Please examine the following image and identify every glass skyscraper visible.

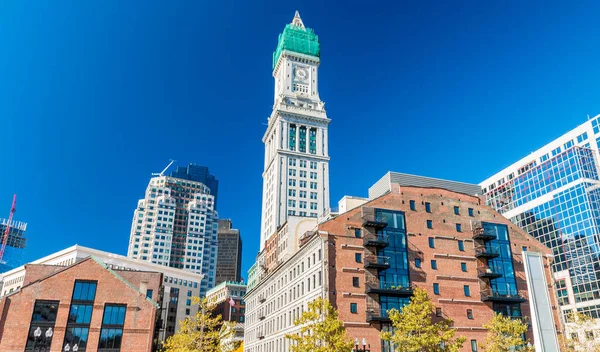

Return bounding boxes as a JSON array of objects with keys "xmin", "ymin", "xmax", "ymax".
[{"xmin": 480, "ymin": 115, "xmax": 600, "ymax": 322}]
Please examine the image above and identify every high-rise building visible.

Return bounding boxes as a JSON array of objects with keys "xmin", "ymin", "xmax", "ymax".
[
  {"xmin": 259, "ymin": 11, "xmax": 330, "ymax": 250},
  {"xmin": 480, "ymin": 115, "xmax": 600, "ymax": 329},
  {"xmin": 216, "ymin": 219, "xmax": 242, "ymax": 284},
  {"xmin": 0, "ymin": 219, "xmax": 27, "ymax": 273},
  {"xmin": 170, "ymin": 163, "xmax": 219, "ymax": 209},
  {"xmin": 245, "ymin": 173, "xmax": 561, "ymax": 352},
  {"xmin": 127, "ymin": 174, "xmax": 218, "ymax": 296}
]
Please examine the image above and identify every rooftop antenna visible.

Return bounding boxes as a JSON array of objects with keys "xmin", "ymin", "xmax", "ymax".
[
  {"xmin": 152, "ymin": 159, "xmax": 176, "ymax": 177},
  {"xmin": 0, "ymin": 194, "xmax": 17, "ymax": 264}
]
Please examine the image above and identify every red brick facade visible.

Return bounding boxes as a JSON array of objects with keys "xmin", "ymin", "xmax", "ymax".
[
  {"xmin": 0, "ymin": 257, "xmax": 161, "ymax": 352},
  {"xmin": 319, "ymin": 185, "xmax": 560, "ymax": 352}
]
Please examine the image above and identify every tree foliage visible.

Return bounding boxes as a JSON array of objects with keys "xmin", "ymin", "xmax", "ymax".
[
  {"xmin": 285, "ymin": 297, "xmax": 354, "ymax": 352},
  {"xmin": 162, "ymin": 297, "xmax": 232, "ymax": 352},
  {"xmin": 232, "ymin": 342, "xmax": 244, "ymax": 352},
  {"xmin": 381, "ymin": 287, "xmax": 466, "ymax": 352},
  {"xmin": 559, "ymin": 311, "xmax": 600, "ymax": 352},
  {"xmin": 482, "ymin": 312, "xmax": 533, "ymax": 352}
]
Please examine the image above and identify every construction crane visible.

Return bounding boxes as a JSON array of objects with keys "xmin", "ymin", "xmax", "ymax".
[
  {"xmin": 152, "ymin": 159, "xmax": 176, "ymax": 177},
  {"xmin": 0, "ymin": 195, "xmax": 17, "ymax": 263}
]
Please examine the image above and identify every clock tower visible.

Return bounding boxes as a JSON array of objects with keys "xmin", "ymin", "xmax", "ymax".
[{"xmin": 259, "ymin": 11, "xmax": 331, "ymax": 249}]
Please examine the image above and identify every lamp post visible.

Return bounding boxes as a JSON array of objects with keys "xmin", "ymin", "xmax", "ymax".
[
  {"xmin": 33, "ymin": 327, "xmax": 53, "ymax": 352},
  {"xmin": 353, "ymin": 338, "xmax": 370, "ymax": 352}
]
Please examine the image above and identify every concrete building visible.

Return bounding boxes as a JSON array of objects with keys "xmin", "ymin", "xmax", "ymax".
[
  {"xmin": 259, "ymin": 11, "xmax": 331, "ymax": 250},
  {"xmin": 0, "ymin": 256, "xmax": 160, "ymax": 352},
  {"xmin": 127, "ymin": 173, "xmax": 218, "ymax": 296},
  {"xmin": 245, "ymin": 174, "xmax": 561, "ymax": 352},
  {"xmin": 480, "ymin": 114, "xmax": 600, "ymax": 340},
  {"xmin": 0, "ymin": 245, "xmax": 203, "ymax": 342},
  {"xmin": 216, "ymin": 220, "xmax": 242, "ymax": 284},
  {"xmin": 206, "ymin": 280, "xmax": 247, "ymax": 323}
]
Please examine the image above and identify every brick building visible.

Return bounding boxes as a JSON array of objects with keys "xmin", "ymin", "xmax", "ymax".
[
  {"xmin": 206, "ymin": 280, "xmax": 247, "ymax": 323},
  {"xmin": 245, "ymin": 175, "xmax": 561, "ymax": 352},
  {"xmin": 0, "ymin": 256, "xmax": 161, "ymax": 352},
  {"xmin": 320, "ymin": 183, "xmax": 561, "ymax": 351}
]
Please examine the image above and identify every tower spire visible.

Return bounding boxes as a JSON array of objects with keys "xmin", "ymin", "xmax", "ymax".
[{"xmin": 291, "ymin": 10, "xmax": 305, "ymax": 29}]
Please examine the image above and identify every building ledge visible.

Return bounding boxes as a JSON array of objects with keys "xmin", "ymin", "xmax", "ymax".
[
  {"xmin": 438, "ymin": 298, "xmax": 485, "ymax": 304},
  {"xmin": 341, "ymin": 244, "xmax": 364, "ymax": 250},
  {"xmin": 341, "ymin": 267, "xmax": 365, "ymax": 273},
  {"xmin": 343, "ymin": 322, "xmax": 370, "ymax": 327},
  {"xmin": 341, "ymin": 292, "xmax": 367, "ymax": 297},
  {"xmin": 455, "ymin": 326, "xmax": 487, "ymax": 331},
  {"xmin": 434, "ymin": 253, "xmax": 476, "ymax": 261},
  {"xmin": 435, "ymin": 275, "xmax": 479, "ymax": 282}
]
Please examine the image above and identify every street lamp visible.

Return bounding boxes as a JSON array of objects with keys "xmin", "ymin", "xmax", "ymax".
[
  {"xmin": 33, "ymin": 327, "xmax": 53, "ymax": 351},
  {"xmin": 354, "ymin": 338, "xmax": 370, "ymax": 352}
]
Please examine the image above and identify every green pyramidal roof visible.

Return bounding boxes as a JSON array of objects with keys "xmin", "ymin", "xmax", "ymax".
[{"xmin": 273, "ymin": 11, "xmax": 320, "ymax": 69}]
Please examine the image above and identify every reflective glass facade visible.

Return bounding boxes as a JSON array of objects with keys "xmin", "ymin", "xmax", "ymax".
[{"xmin": 484, "ymin": 143, "xmax": 600, "ymax": 320}]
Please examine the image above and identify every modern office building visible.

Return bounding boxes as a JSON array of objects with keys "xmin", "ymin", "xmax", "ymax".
[
  {"xmin": 258, "ymin": 10, "xmax": 331, "ymax": 251},
  {"xmin": 480, "ymin": 115, "xmax": 600, "ymax": 331},
  {"xmin": 170, "ymin": 163, "xmax": 219, "ymax": 209},
  {"xmin": 127, "ymin": 173, "xmax": 219, "ymax": 296},
  {"xmin": 206, "ymin": 280, "xmax": 247, "ymax": 323},
  {"xmin": 0, "ymin": 256, "xmax": 161, "ymax": 352},
  {"xmin": 216, "ymin": 219, "xmax": 242, "ymax": 284},
  {"xmin": 0, "ymin": 245, "xmax": 204, "ymax": 342},
  {"xmin": 245, "ymin": 174, "xmax": 561, "ymax": 352},
  {"xmin": 0, "ymin": 218, "xmax": 27, "ymax": 273}
]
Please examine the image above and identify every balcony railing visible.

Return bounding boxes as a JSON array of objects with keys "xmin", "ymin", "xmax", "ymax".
[
  {"xmin": 259, "ymin": 296, "xmax": 266, "ymax": 303},
  {"xmin": 475, "ymin": 246, "xmax": 501, "ymax": 259},
  {"xmin": 362, "ymin": 207, "xmax": 388, "ymax": 229},
  {"xmin": 477, "ymin": 267, "xmax": 503, "ymax": 279},
  {"xmin": 366, "ymin": 281, "xmax": 413, "ymax": 296},
  {"xmin": 363, "ymin": 234, "xmax": 390, "ymax": 248},
  {"xmin": 472, "ymin": 227, "xmax": 496, "ymax": 241},
  {"xmin": 481, "ymin": 290, "xmax": 526, "ymax": 303},
  {"xmin": 259, "ymin": 314, "xmax": 265, "ymax": 320},
  {"xmin": 366, "ymin": 308, "xmax": 391, "ymax": 323},
  {"xmin": 364, "ymin": 256, "xmax": 391, "ymax": 270}
]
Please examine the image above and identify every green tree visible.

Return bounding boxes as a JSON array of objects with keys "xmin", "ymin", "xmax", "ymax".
[
  {"xmin": 482, "ymin": 312, "xmax": 533, "ymax": 352},
  {"xmin": 559, "ymin": 311, "xmax": 600, "ymax": 352},
  {"xmin": 381, "ymin": 287, "xmax": 466, "ymax": 352},
  {"xmin": 162, "ymin": 297, "xmax": 233, "ymax": 352},
  {"xmin": 285, "ymin": 297, "xmax": 354, "ymax": 352}
]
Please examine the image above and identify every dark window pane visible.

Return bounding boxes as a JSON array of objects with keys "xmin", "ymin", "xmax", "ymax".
[{"xmin": 32, "ymin": 301, "xmax": 59, "ymax": 322}]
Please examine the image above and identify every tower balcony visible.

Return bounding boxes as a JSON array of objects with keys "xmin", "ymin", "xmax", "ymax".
[
  {"xmin": 475, "ymin": 246, "xmax": 501, "ymax": 259},
  {"xmin": 364, "ymin": 256, "xmax": 391, "ymax": 270},
  {"xmin": 478, "ymin": 268, "xmax": 503, "ymax": 279},
  {"xmin": 481, "ymin": 290, "xmax": 526, "ymax": 303},
  {"xmin": 366, "ymin": 281, "xmax": 413, "ymax": 296},
  {"xmin": 361, "ymin": 207, "xmax": 388, "ymax": 229},
  {"xmin": 363, "ymin": 234, "xmax": 390, "ymax": 248}
]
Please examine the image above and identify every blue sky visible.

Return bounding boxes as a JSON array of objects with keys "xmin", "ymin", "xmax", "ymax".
[{"xmin": 2, "ymin": 1, "xmax": 600, "ymax": 278}]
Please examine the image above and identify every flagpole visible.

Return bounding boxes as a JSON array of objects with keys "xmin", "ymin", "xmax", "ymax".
[{"xmin": 229, "ymin": 297, "xmax": 233, "ymax": 321}]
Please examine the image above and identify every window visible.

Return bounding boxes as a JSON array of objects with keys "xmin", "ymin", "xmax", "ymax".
[
  {"xmin": 352, "ymin": 277, "xmax": 359, "ymax": 287},
  {"xmin": 436, "ymin": 308, "xmax": 442, "ymax": 317},
  {"xmin": 586, "ymin": 331, "xmax": 595, "ymax": 340},
  {"xmin": 354, "ymin": 228, "xmax": 361, "ymax": 238},
  {"xmin": 467, "ymin": 309, "xmax": 473, "ymax": 319},
  {"xmin": 461, "ymin": 262, "xmax": 467, "ymax": 272},
  {"xmin": 415, "ymin": 258, "xmax": 421, "ymax": 268},
  {"xmin": 428, "ymin": 237, "xmax": 435, "ymax": 248},
  {"xmin": 468, "ymin": 208, "xmax": 474, "ymax": 217},
  {"xmin": 427, "ymin": 220, "xmax": 433, "ymax": 229},
  {"xmin": 522, "ymin": 246, "xmax": 527, "ymax": 252},
  {"xmin": 350, "ymin": 303, "xmax": 358, "ymax": 314},
  {"xmin": 410, "ymin": 200, "xmax": 416, "ymax": 211},
  {"xmin": 464, "ymin": 285, "xmax": 471, "ymax": 297},
  {"xmin": 26, "ymin": 300, "xmax": 59, "ymax": 350},
  {"xmin": 578, "ymin": 132, "xmax": 589, "ymax": 143},
  {"xmin": 431, "ymin": 260, "xmax": 438, "ymax": 270},
  {"xmin": 433, "ymin": 283, "xmax": 440, "ymax": 295},
  {"xmin": 456, "ymin": 223, "xmax": 462, "ymax": 232},
  {"xmin": 64, "ymin": 281, "xmax": 97, "ymax": 351},
  {"xmin": 425, "ymin": 202, "xmax": 431, "ymax": 212},
  {"xmin": 99, "ymin": 305, "xmax": 126, "ymax": 351},
  {"xmin": 454, "ymin": 206, "xmax": 460, "ymax": 215},
  {"xmin": 146, "ymin": 289, "xmax": 153, "ymax": 299},
  {"xmin": 355, "ymin": 253, "xmax": 362, "ymax": 263},
  {"xmin": 471, "ymin": 340, "xmax": 478, "ymax": 352},
  {"xmin": 458, "ymin": 240, "xmax": 465, "ymax": 251}
]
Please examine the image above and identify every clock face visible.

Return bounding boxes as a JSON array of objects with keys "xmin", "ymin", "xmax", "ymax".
[{"xmin": 295, "ymin": 67, "xmax": 308, "ymax": 80}]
